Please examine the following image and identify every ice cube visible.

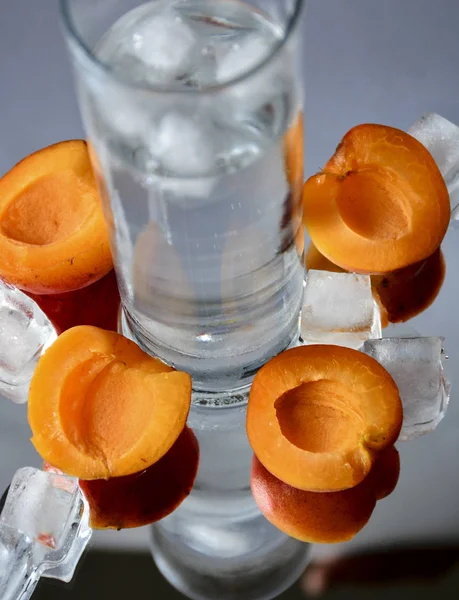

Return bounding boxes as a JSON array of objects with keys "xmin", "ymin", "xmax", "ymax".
[
  {"xmin": 0, "ymin": 468, "xmax": 80, "ymax": 551},
  {"xmin": 217, "ymin": 35, "xmax": 274, "ymax": 83},
  {"xmin": 301, "ymin": 270, "xmax": 382, "ymax": 350},
  {"xmin": 409, "ymin": 113, "xmax": 459, "ymax": 184},
  {"xmin": 0, "ymin": 280, "xmax": 57, "ymax": 403},
  {"xmin": 0, "ymin": 468, "xmax": 92, "ymax": 594},
  {"xmin": 363, "ymin": 337, "xmax": 450, "ymax": 441},
  {"xmin": 131, "ymin": 10, "xmax": 196, "ymax": 78},
  {"xmin": 450, "ymin": 186, "xmax": 459, "ymax": 219},
  {"xmin": 41, "ymin": 493, "xmax": 92, "ymax": 583},
  {"xmin": 100, "ymin": 92, "xmax": 150, "ymax": 138},
  {"xmin": 0, "ymin": 525, "xmax": 35, "ymax": 600},
  {"xmin": 409, "ymin": 113, "xmax": 459, "ymax": 212},
  {"xmin": 153, "ymin": 112, "xmax": 214, "ymax": 176},
  {"xmin": 147, "ymin": 175, "xmax": 217, "ymax": 212},
  {"xmin": 216, "ymin": 35, "xmax": 297, "ymax": 140}
]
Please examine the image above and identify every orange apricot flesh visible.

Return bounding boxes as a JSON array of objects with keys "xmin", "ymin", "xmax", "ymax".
[
  {"xmin": 303, "ymin": 125, "xmax": 450, "ymax": 274},
  {"xmin": 247, "ymin": 345, "xmax": 402, "ymax": 492},
  {"xmin": 28, "ymin": 326, "xmax": 191, "ymax": 480},
  {"xmin": 79, "ymin": 426, "xmax": 199, "ymax": 530},
  {"xmin": 251, "ymin": 446, "xmax": 400, "ymax": 544},
  {"xmin": 0, "ymin": 141, "xmax": 112, "ymax": 294}
]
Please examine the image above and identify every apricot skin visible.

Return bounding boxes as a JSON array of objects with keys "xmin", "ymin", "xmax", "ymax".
[
  {"xmin": 251, "ymin": 446, "xmax": 400, "ymax": 544},
  {"xmin": 372, "ymin": 249, "xmax": 446, "ymax": 325},
  {"xmin": 251, "ymin": 456, "xmax": 375, "ymax": 543},
  {"xmin": 367, "ymin": 445, "xmax": 400, "ymax": 501},
  {"xmin": 247, "ymin": 345, "xmax": 402, "ymax": 493},
  {"xmin": 0, "ymin": 140, "xmax": 112, "ymax": 294},
  {"xmin": 303, "ymin": 125, "xmax": 450, "ymax": 274},
  {"xmin": 80, "ymin": 426, "xmax": 199, "ymax": 530},
  {"xmin": 28, "ymin": 269, "xmax": 120, "ymax": 334}
]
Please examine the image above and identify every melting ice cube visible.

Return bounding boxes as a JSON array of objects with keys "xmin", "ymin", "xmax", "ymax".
[
  {"xmin": 153, "ymin": 112, "xmax": 215, "ymax": 176},
  {"xmin": 148, "ymin": 175, "xmax": 217, "ymax": 210},
  {"xmin": 409, "ymin": 113, "xmax": 459, "ymax": 187},
  {"xmin": 363, "ymin": 337, "xmax": 450, "ymax": 441},
  {"xmin": 0, "ymin": 280, "xmax": 57, "ymax": 403},
  {"xmin": 96, "ymin": 4, "xmax": 197, "ymax": 84},
  {"xmin": 0, "ymin": 468, "xmax": 92, "ymax": 599},
  {"xmin": 131, "ymin": 9, "xmax": 197, "ymax": 78},
  {"xmin": 409, "ymin": 113, "xmax": 459, "ymax": 214},
  {"xmin": 0, "ymin": 525, "xmax": 34, "ymax": 600},
  {"xmin": 301, "ymin": 270, "xmax": 382, "ymax": 350},
  {"xmin": 0, "ymin": 468, "xmax": 79, "ymax": 551}
]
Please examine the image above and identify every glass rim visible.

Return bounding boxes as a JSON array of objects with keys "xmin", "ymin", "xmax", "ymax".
[{"xmin": 59, "ymin": 0, "xmax": 305, "ymax": 94}]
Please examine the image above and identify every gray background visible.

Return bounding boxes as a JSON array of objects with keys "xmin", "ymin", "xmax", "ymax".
[{"xmin": 1, "ymin": 0, "xmax": 459, "ymax": 562}]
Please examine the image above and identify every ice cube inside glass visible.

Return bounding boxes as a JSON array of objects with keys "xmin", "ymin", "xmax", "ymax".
[
  {"xmin": 301, "ymin": 270, "xmax": 382, "ymax": 349},
  {"xmin": 363, "ymin": 337, "xmax": 450, "ymax": 440}
]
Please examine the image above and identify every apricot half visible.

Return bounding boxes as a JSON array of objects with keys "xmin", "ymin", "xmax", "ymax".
[
  {"xmin": 303, "ymin": 125, "xmax": 450, "ymax": 273},
  {"xmin": 0, "ymin": 141, "xmax": 112, "ymax": 293},
  {"xmin": 247, "ymin": 345, "xmax": 402, "ymax": 492},
  {"xmin": 251, "ymin": 446, "xmax": 400, "ymax": 544},
  {"xmin": 28, "ymin": 326, "xmax": 191, "ymax": 480},
  {"xmin": 80, "ymin": 426, "xmax": 199, "ymax": 530}
]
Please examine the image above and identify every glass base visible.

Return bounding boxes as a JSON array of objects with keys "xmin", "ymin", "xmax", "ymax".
[
  {"xmin": 120, "ymin": 309, "xmax": 309, "ymax": 599},
  {"xmin": 149, "ymin": 389, "xmax": 310, "ymax": 600},
  {"xmin": 151, "ymin": 517, "xmax": 310, "ymax": 600}
]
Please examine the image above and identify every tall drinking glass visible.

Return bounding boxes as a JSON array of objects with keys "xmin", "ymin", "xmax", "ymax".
[{"xmin": 61, "ymin": 1, "xmax": 309, "ymax": 598}]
